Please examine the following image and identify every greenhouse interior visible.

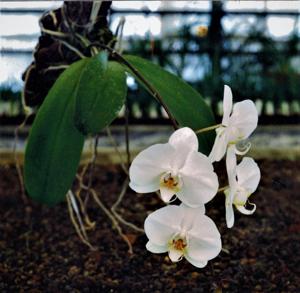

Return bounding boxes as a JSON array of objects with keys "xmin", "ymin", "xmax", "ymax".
[{"xmin": 0, "ymin": 1, "xmax": 299, "ymax": 292}]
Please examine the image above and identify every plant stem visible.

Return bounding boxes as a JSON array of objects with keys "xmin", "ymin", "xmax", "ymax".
[
  {"xmin": 195, "ymin": 123, "xmax": 222, "ymax": 134},
  {"xmin": 106, "ymin": 127, "xmax": 128, "ymax": 175},
  {"xmin": 84, "ymin": 135, "xmax": 99, "ymax": 208},
  {"xmin": 125, "ymin": 98, "xmax": 131, "ymax": 169},
  {"xmin": 111, "ymin": 178, "xmax": 144, "ymax": 233},
  {"xmin": 14, "ymin": 114, "xmax": 33, "ymax": 204},
  {"xmin": 93, "ymin": 43, "xmax": 179, "ymax": 130},
  {"xmin": 218, "ymin": 186, "xmax": 228, "ymax": 193},
  {"xmin": 67, "ymin": 190, "xmax": 96, "ymax": 251}
]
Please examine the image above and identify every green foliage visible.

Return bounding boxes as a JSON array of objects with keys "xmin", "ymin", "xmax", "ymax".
[
  {"xmin": 75, "ymin": 52, "xmax": 127, "ymax": 135},
  {"xmin": 123, "ymin": 55, "xmax": 215, "ymax": 155},
  {"xmin": 25, "ymin": 51, "xmax": 129, "ymax": 205},
  {"xmin": 24, "ymin": 52, "xmax": 218, "ymax": 206},
  {"xmin": 24, "ymin": 59, "xmax": 88, "ymax": 205}
]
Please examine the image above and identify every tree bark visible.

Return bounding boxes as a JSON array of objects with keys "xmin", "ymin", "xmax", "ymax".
[{"xmin": 22, "ymin": 1, "xmax": 113, "ymax": 107}]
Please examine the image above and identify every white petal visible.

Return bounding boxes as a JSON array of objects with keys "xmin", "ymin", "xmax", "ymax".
[
  {"xmin": 188, "ymin": 213, "xmax": 222, "ymax": 243},
  {"xmin": 144, "ymin": 205, "xmax": 183, "ymax": 247},
  {"xmin": 222, "ymin": 85, "xmax": 233, "ymax": 126},
  {"xmin": 168, "ymin": 127, "xmax": 199, "ymax": 169},
  {"xmin": 179, "ymin": 204, "xmax": 206, "ymax": 231},
  {"xmin": 176, "ymin": 152, "xmax": 219, "ymax": 207},
  {"xmin": 160, "ymin": 186, "xmax": 176, "ymax": 203},
  {"xmin": 225, "ymin": 146, "xmax": 237, "ymax": 228},
  {"xmin": 185, "ymin": 255, "xmax": 208, "ymax": 268},
  {"xmin": 186, "ymin": 214, "xmax": 222, "ymax": 261},
  {"xmin": 146, "ymin": 241, "xmax": 168, "ymax": 253},
  {"xmin": 177, "ymin": 175, "xmax": 218, "ymax": 208},
  {"xmin": 229, "ymin": 100, "xmax": 258, "ymax": 139},
  {"xmin": 168, "ymin": 127, "xmax": 198, "ymax": 152},
  {"xmin": 237, "ymin": 157, "xmax": 261, "ymax": 193},
  {"xmin": 182, "ymin": 149, "xmax": 214, "ymax": 173},
  {"xmin": 129, "ymin": 143, "xmax": 174, "ymax": 192},
  {"xmin": 225, "ymin": 190, "xmax": 235, "ymax": 228},
  {"xmin": 209, "ymin": 128, "xmax": 228, "ymax": 162},
  {"xmin": 226, "ymin": 145, "xmax": 237, "ymax": 189},
  {"xmin": 236, "ymin": 203, "xmax": 256, "ymax": 215},
  {"xmin": 169, "ymin": 248, "xmax": 183, "ymax": 262},
  {"xmin": 177, "ymin": 151, "xmax": 218, "ymax": 206},
  {"xmin": 129, "ymin": 182, "xmax": 159, "ymax": 193}
]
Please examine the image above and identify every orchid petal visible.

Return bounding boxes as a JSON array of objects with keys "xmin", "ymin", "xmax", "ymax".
[
  {"xmin": 129, "ymin": 143, "xmax": 174, "ymax": 192},
  {"xmin": 225, "ymin": 190, "xmax": 235, "ymax": 228},
  {"xmin": 168, "ymin": 127, "xmax": 198, "ymax": 169},
  {"xmin": 184, "ymin": 255, "xmax": 208, "ymax": 268},
  {"xmin": 146, "ymin": 241, "xmax": 168, "ymax": 254},
  {"xmin": 168, "ymin": 127, "xmax": 198, "ymax": 152},
  {"xmin": 144, "ymin": 205, "xmax": 182, "ymax": 246},
  {"xmin": 187, "ymin": 239, "xmax": 221, "ymax": 263},
  {"xmin": 225, "ymin": 146, "xmax": 237, "ymax": 228},
  {"xmin": 179, "ymin": 204, "xmax": 205, "ymax": 231},
  {"xmin": 237, "ymin": 157, "xmax": 261, "ymax": 193},
  {"xmin": 160, "ymin": 186, "xmax": 176, "ymax": 203},
  {"xmin": 183, "ymin": 149, "xmax": 215, "ymax": 173},
  {"xmin": 187, "ymin": 214, "xmax": 222, "ymax": 261},
  {"xmin": 226, "ymin": 145, "xmax": 237, "ymax": 189},
  {"xmin": 177, "ymin": 151, "xmax": 218, "ymax": 206},
  {"xmin": 169, "ymin": 248, "xmax": 184, "ymax": 262},
  {"xmin": 129, "ymin": 181, "xmax": 159, "ymax": 193},
  {"xmin": 177, "ymin": 174, "xmax": 218, "ymax": 207},
  {"xmin": 236, "ymin": 203, "xmax": 256, "ymax": 215},
  {"xmin": 209, "ymin": 128, "xmax": 228, "ymax": 162},
  {"xmin": 229, "ymin": 100, "xmax": 258, "ymax": 139},
  {"xmin": 222, "ymin": 85, "xmax": 233, "ymax": 126}
]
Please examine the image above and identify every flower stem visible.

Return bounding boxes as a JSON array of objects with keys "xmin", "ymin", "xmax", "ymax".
[
  {"xmin": 125, "ymin": 98, "xmax": 130, "ymax": 169},
  {"xmin": 88, "ymin": 42, "xmax": 179, "ymax": 130},
  {"xmin": 218, "ymin": 186, "xmax": 228, "ymax": 193},
  {"xmin": 195, "ymin": 124, "xmax": 222, "ymax": 134}
]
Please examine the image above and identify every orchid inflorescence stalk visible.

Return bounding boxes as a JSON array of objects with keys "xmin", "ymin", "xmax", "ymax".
[{"xmin": 129, "ymin": 85, "xmax": 260, "ymax": 268}]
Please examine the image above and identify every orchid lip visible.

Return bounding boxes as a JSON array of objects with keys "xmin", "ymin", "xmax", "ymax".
[
  {"xmin": 233, "ymin": 187, "xmax": 249, "ymax": 206},
  {"xmin": 235, "ymin": 141, "xmax": 251, "ymax": 155}
]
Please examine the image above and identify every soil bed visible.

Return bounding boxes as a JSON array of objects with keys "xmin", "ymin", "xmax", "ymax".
[{"xmin": 0, "ymin": 160, "xmax": 299, "ymax": 292}]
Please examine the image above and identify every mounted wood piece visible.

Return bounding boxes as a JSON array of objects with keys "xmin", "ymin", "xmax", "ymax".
[{"xmin": 22, "ymin": 1, "xmax": 113, "ymax": 107}]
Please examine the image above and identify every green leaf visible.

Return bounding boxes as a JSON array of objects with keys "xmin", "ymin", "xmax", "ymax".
[
  {"xmin": 75, "ymin": 52, "xmax": 127, "ymax": 135},
  {"xmin": 123, "ymin": 55, "xmax": 216, "ymax": 155},
  {"xmin": 24, "ymin": 59, "xmax": 88, "ymax": 206}
]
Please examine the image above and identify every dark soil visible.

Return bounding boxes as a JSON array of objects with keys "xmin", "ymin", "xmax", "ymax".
[{"xmin": 0, "ymin": 160, "xmax": 299, "ymax": 292}]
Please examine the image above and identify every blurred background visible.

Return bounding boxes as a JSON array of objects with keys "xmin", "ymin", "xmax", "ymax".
[
  {"xmin": 1, "ymin": 0, "xmax": 300, "ymax": 124},
  {"xmin": 0, "ymin": 3, "xmax": 300, "ymax": 291}
]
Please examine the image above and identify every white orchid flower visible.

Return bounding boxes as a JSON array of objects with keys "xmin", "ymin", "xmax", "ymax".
[
  {"xmin": 225, "ymin": 148, "xmax": 261, "ymax": 228},
  {"xmin": 144, "ymin": 204, "xmax": 222, "ymax": 268},
  {"xmin": 209, "ymin": 85, "xmax": 258, "ymax": 162},
  {"xmin": 129, "ymin": 127, "xmax": 219, "ymax": 208}
]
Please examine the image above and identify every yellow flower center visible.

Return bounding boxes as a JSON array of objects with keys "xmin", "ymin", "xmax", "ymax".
[
  {"xmin": 160, "ymin": 173, "xmax": 180, "ymax": 192},
  {"xmin": 172, "ymin": 238, "xmax": 187, "ymax": 251}
]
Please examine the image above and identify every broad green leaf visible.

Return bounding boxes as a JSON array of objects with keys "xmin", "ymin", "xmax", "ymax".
[
  {"xmin": 123, "ymin": 55, "xmax": 216, "ymax": 155},
  {"xmin": 24, "ymin": 59, "xmax": 88, "ymax": 206},
  {"xmin": 75, "ymin": 52, "xmax": 127, "ymax": 135}
]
